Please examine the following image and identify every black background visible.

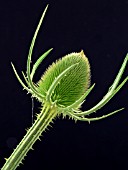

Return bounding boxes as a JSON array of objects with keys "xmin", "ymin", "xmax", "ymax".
[{"xmin": 0, "ymin": 0, "xmax": 128, "ymax": 169}]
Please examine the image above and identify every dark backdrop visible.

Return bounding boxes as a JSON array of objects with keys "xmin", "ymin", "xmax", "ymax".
[{"xmin": 0, "ymin": 0, "xmax": 128, "ymax": 169}]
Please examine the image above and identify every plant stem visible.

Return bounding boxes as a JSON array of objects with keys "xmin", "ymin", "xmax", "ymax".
[{"xmin": 1, "ymin": 103, "xmax": 57, "ymax": 170}]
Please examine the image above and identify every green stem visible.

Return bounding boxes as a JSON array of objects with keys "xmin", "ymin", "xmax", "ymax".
[{"xmin": 1, "ymin": 103, "xmax": 58, "ymax": 170}]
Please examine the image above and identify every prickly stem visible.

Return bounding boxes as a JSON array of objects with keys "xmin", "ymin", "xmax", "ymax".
[{"xmin": 2, "ymin": 103, "xmax": 58, "ymax": 170}]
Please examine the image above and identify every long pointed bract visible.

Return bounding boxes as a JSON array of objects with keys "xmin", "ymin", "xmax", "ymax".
[
  {"xmin": 73, "ymin": 77, "xmax": 128, "ymax": 116},
  {"xmin": 72, "ymin": 55, "xmax": 128, "ymax": 116},
  {"xmin": 108, "ymin": 54, "xmax": 128, "ymax": 92},
  {"xmin": 31, "ymin": 48, "xmax": 53, "ymax": 80},
  {"xmin": 11, "ymin": 63, "xmax": 32, "ymax": 93},
  {"xmin": 27, "ymin": 5, "xmax": 49, "ymax": 95},
  {"xmin": 68, "ymin": 108, "xmax": 124, "ymax": 122}
]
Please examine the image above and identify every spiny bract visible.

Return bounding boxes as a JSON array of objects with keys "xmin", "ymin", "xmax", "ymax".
[{"xmin": 37, "ymin": 50, "xmax": 91, "ymax": 107}]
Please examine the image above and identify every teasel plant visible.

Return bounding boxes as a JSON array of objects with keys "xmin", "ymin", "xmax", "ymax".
[{"xmin": 1, "ymin": 5, "xmax": 128, "ymax": 170}]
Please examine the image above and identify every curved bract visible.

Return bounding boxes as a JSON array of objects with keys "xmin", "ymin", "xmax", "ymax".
[{"xmin": 2, "ymin": 5, "xmax": 128, "ymax": 170}]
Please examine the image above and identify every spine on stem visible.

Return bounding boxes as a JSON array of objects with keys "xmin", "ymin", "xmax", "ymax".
[{"xmin": 2, "ymin": 103, "xmax": 58, "ymax": 170}]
